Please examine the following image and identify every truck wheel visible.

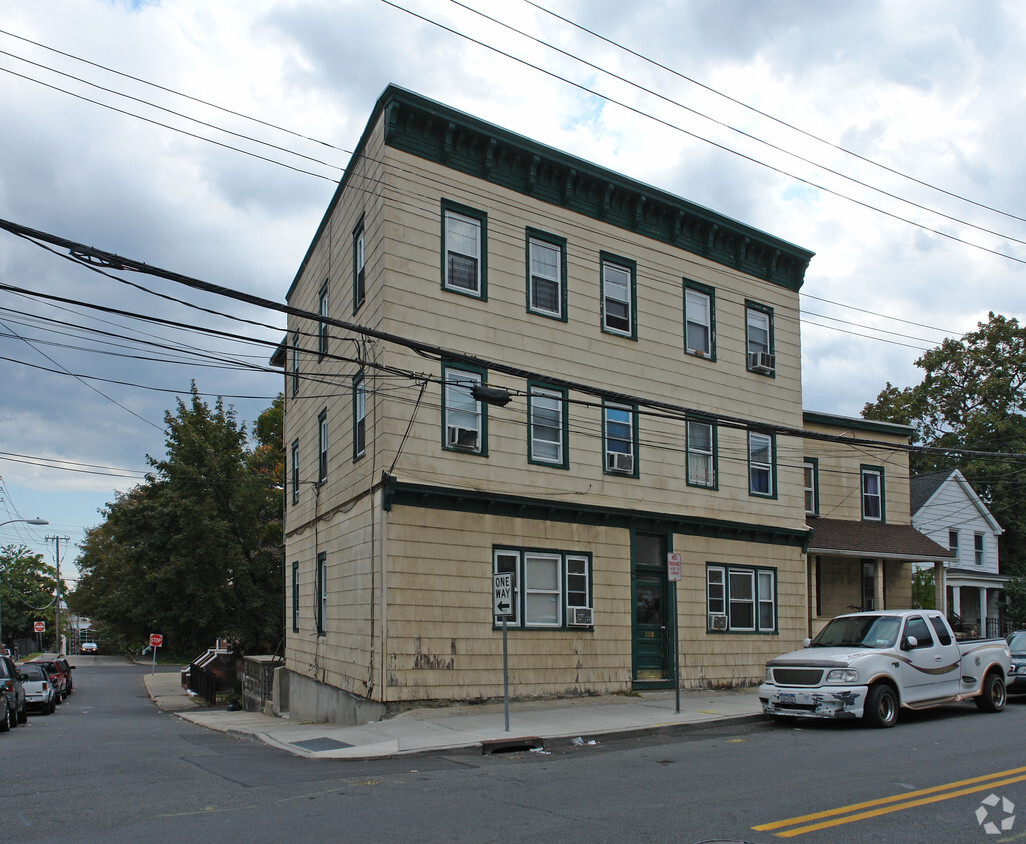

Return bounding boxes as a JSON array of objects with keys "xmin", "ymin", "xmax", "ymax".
[
  {"xmin": 975, "ymin": 672, "xmax": 1007, "ymax": 713},
  {"xmin": 864, "ymin": 684, "xmax": 898, "ymax": 728}
]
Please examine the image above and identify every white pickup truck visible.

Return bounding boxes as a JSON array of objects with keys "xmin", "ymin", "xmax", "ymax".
[{"xmin": 759, "ymin": 609, "xmax": 1011, "ymax": 727}]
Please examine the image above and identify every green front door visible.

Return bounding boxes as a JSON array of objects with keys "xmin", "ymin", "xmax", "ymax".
[{"xmin": 632, "ymin": 532, "xmax": 672, "ymax": 685}]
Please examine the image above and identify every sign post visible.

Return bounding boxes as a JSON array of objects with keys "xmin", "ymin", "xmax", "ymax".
[
  {"xmin": 667, "ymin": 553, "xmax": 683, "ymax": 715},
  {"xmin": 149, "ymin": 633, "xmax": 163, "ymax": 675},
  {"xmin": 34, "ymin": 620, "xmax": 44, "ymax": 654},
  {"xmin": 493, "ymin": 572, "xmax": 513, "ymax": 732}
]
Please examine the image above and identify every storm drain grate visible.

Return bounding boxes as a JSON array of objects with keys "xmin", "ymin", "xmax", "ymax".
[
  {"xmin": 291, "ymin": 737, "xmax": 353, "ymax": 752},
  {"xmin": 481, "ymin": 737, "xmax": 544, "ymax": 755}
]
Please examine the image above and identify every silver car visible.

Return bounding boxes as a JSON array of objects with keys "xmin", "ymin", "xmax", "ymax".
[{"xmin": 18, "ymin": 663, "xmax": 56, "ymax": 714}]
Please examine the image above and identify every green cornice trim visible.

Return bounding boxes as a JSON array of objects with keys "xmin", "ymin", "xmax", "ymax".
[
  {"xmin": 381, "ymin": 478, "xmax": 809, "ymax": 548},
  {"xmin": 379, "ymin": 86, "xmax": 813, "ymax": 291},
  {"xmin": 803, "ymin": 411, "xmax": 913, "ymax": 438}
]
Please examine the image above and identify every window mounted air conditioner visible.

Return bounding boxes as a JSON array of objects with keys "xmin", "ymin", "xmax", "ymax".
[
  {"xmin": 568, "ymin": 607, "xmax": 593, "ymax": 627},
  {"xmin": 709, "ymin": 614, "xmax": 728, "ymax": 631},
  {"xmin": 606, "ymin": 452, "xmax": 634, "ymax": 474},
  {"xmin": 448, "ymin": 426, "xmax": 479, "ymax": 449},
  {"xmin": 749, "ymin": 352, "xmax": 775, "ymax": 373}
]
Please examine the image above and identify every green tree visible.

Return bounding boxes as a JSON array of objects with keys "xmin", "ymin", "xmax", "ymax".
[
  {"xmin": 0, "ymin": 545, "xmax": 59, "ymax": 646},
  {"xmin": 911, "ymin": 568, "xmax": 935, "ymax": 610},
  {"xmin": 71, "ymin": 387, "xmax": 283, "ymax": 656}
]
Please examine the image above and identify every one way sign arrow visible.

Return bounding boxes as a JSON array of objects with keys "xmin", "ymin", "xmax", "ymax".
[{"xmin": 493, "ymin": 572, "xmax": 513, "ymax": 618}]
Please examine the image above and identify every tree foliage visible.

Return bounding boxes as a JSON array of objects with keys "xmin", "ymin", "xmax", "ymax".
[
  {"xmin": 0, "ymin": 545, "xmax": 59, "ymax": 647},
  {"xmin": 911, "ymin": 568, "xmax": 935, "ymax": 610},
  {"xmin": 70, "ymin": 387, "xmax": 283, "ymax": 656},
  {"xmin": 863, "ymin": 313, "xmax": 1026, "ymax": 574}
]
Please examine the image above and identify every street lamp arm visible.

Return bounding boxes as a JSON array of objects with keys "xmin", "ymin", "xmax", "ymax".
[{"xmin": 0, "ymin": 518, "xmax": 49, "ymax": 528}]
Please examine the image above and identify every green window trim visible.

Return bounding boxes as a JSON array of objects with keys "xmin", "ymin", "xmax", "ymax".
[
  {"xmin": 527, "ymin": 380, "xmax": 569, "ymax": 469},
  {"xmin": 599, "ymin": 251, "xmax": 638, "ymax": 340},
  {"xmin": 317, "ymin": 408, "xmax": 328, "ymax": 484},
  {"xmin": 353, "ymin": 215, "xmax": 366, "ymax": 313},
  {"xmin": 290, "ymin": 439, "xmax": 299, "ymax": 505},
  {"xmin": 861, "ymin": 464, "xmax": 885, "ymax": 523},
  {"xmin": 291, "ymin": 561, "xmax": 299, "ymax": 632},
  {"xmin": 602, "ymin": 398, "xmax": 639, "ymax": 478},
  {"xmin": 745, "ymin": 299, "xmax": 774, "ymax": 376},
  {"xmin": 525, "ymin": 228, "xmax": 568, "ymax": 321},
  {"xmin": 290, "ymin": 331, "xmax": 300, "ymax": 396},
  {"xmin": 706, "ymin": 563, "xmax": 777, "ymax": 633},
  {"xmin": 316, "ymin": 552, "xmax": 327, "ymax": 637},
  {"xmin": 492, "ymin": 546, "xmax": 593, "ymax": 630},
  {"xmin": 747, "ymin": 430, "xmax": 777, "ymax": 499},
  {"xmin": 685, "ymin": 417, "xmax": 718, "ymax": 490},
  {"xmin": 683, "ymin": 279, "xmax": 716, "ymax": 361},
  {"xmin": 804, "ymin": 457, "xmax": 820, "ymax": 516},
  {"xmin": 317, "ymin": 281, "xmax": 329, "ymax": 359},
  {"xmin": 441, "ymin": 361, "xmax": 489, "ymax": 457},
  {"xmin": 441, "ymin": 199, "xmax": 488, "ymax": 300},
  {"xmin": 353, "ymin": 372, "xmax": 366, "ymax": 461}
]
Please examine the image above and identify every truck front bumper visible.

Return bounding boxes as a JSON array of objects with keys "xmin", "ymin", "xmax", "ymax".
[{"xmin": 758, "ymin": 682, "xmax": 868, "ymax": 720}]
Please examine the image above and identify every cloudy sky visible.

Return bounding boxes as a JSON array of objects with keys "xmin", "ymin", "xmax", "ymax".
[{"xmin": 2, "ymin": 0, "xmax": 1024, "ymax": 582}]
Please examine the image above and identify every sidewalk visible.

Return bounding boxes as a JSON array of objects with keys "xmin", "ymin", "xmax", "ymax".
[{"xmin": 143, "ymin": 671, "xmax": 765, "ymax": 760}]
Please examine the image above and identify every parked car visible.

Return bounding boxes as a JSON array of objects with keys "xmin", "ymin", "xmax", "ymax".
[
  {"xmin": 37, "ymin": 653, "xmax": 74, "ymax": 695},
  {"xmin": 0, "ymin": 655, "xmax": 27, "ymax": 726},
  {"xmin": 0, "ymin": 689, "xmax": 11, "ymax": 731},
  {"xmin": 18, "ymin": 663, "xmax": 55, "ymax": 715},
  {"xmin": 80, "ymin": 642, "xmax": 98, "ymax": 654},
  {"xmin": 26, "ymin": 660, "xmax": 66, "ymax": 702},
  {"xmin": 1006, "ymin": 631, "xmax": 1026, "ymax": 693}
]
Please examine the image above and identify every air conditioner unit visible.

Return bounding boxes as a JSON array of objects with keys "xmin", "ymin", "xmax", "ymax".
[
  {"xmin": 709, "ymin": 614, "xmax": 728, "ymax": 631},
  {"xmin": 749, "ymin": 352, "xmax": 775, "ymax": 373},
  {"xmin": 606, "ymin": 452, "xmax": 634, "ymax": 473},
  {"xmin": 568, "ymin": 606, "xmax": 593, "ymax": 627},
  {"xmin": 448, "ymin": 426, "xmax": 479, "ymax": 449}
]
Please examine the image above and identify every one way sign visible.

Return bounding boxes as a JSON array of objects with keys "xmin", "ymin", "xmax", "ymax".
[{"xmin": 493, "ymin": 572, "xmax": 513, "ymax": 617}]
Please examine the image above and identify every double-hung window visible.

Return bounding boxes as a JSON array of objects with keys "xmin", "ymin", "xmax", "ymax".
[
  {"xmin": 317, "ymin": 409, "xmax": 328, "ymax": 484},
  {"xmin": 603, "ymin": 401, "xmax": 637, "ymax": 477},
  {"xmin": 746, "ymin": 302, "xmax": 773, "ymax": 373},
  {"xmin": 684, "ymin": 282, "xmax": 714, "ymax": 358},
  {"xmin": 291, "ymin": 562, "xmax": 299, "ymax": 632},
  {"xmin": 707, "ymin": 564, "xmax": 776, "ymax": 632},
  {"xmin": 528, "ymin": 384, "xmax": 567, "ymax": 467},
  {"xmin": 443, "ymin": 202, "xmax": 486, "ymax": 298},
  {"xmin": 600, "ymin": 253, "xmax": 636, "ymax": 338},
  {"xmin": 804, "ymin": 458, "xmax": 818, "ymax": 515},
  {"xmin": 527, "ymin": 230, "xmax": 566, "ymax": 319},
  {"xmin": 686, "ymin": 419, "xmax": 715, "ymax": 488},
  {"xmin": 290, "ymin": 439, "xmax": 299, "ymax": 505},
  {"xmin": 748, "ymin": 431, "xmax": 774, "ymax": 497},
  {"xmin": 948, "ymin": 529, "xmax": 959, "ymax": 557},
  {"xmin": 861, "ymin": 466, "xmax": 883, "ymax": 521},
  {"xmin": 318, "ymin": 282, "xmax": 329, "ymax": 359},
  {"xmin": 290, "ymin": 331, "xmax": 300, "ymax": 396},
  {"xmin": 316, "ymin": 552, "xmax": 327, "ymax": 636},
  {"xmin": 443, "ymin": 364, "xmax": 485, "ymax": 454},
  {"xmin": 493, "ymin": 548, "xmax": 592, "ymax": 629},
  {"xmin": 353, "ymin": 218, "xmax": 365, "ymax": 312},
  {"xmin": 975, "ymin": 533, "xmax": 985, "ymax": 565},
  {"xmin": 353, "ymin": 374, "xmax": 366, "ymax": 460}
]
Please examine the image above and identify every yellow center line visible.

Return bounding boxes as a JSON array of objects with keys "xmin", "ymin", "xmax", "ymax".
[{"xmin": 753, "ymin": 766, "xmax": 1026, "ymax": 836}]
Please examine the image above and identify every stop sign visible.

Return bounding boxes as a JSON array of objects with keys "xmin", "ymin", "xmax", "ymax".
[
  {"xmin": 149, "ymin": 633, "xmax": 163, "ymax": 647},
  {"xmin": 33, "ymin": 621, "xmax": 45, "ymax": 633}
]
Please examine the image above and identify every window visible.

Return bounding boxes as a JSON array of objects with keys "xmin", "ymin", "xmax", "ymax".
[
  {"xmin": 291, "ymin": 561, "xmax": 299, "ymax": 632},
  {"xmin": 748, "ymin": 431, "xmax": 774, "ymax": 497},
  {"xmin": 686, "ymin": 419, "xmax": 715, "ymax": 488},
  {"xmin": 862, "ymin": 561, "xmax": 875, "ymax": 610},
  {"xmin": 290, "ymin": 331, "xmax": 300, "ymax": 396},
  {"xmin": 975, "ymin": 533, "xmax": 985, "ymax": 566},
  {"xmin": 706, "ymin": 564, "xmax": 776, "ymax": 632},
  {"xmin": 804, "ymin": 458, "xmax": 818, "ymax": 515},
  {"xmin": 353, "ymin": 374, "xmax": 366, "ymax": 460},
  {"xmin": 493, "ymin": 548, "xmax": 592, "ymax": 629},
  {"xmin": 317, "ymin": 409, "xmax": 328, "ymax": 484},
  {"xmin": 603, "ymin": 401, "xmax": 638, "ymax": 477},
  {"xmin": 948, "ymin": 529, "xmax": 959, "ymax": 556},
  {"xmin": 316, "ymin": 552, "xmax": 327, "ymax": 636},
  {"xmin": 746, "ymin": 302, "xmax": 773, "ymax": 373},
  {"xmin": 318, "ymin": 282, "xmax": 329, "ymax": 358},
  {"xmin": 290, "ymin": 439, "xmax": 299, "ymax": 505},
  {"xmin": 353, "ymin": 218, "xmax": 365, "ymax": 312},
  {"xmin": 929, "ymin": 615, "xmax": 952, "ymax": 646},
  {"xmin": 904, "ymin": 616, "xmax": 933, "ymax": 649},
  {"xmin": 443, "ymin": 364, "xmax": 486, "ymax": 454},
  {"xmin": 861, "ymin": 466, "xmax": 883, "ymax": 521},
  {"xmin": 528, "ymin": 384, "xmax": 567, "ymax": 467},
  {"xmin": 442, "ymin": 202, "xmax": 486, "ymax": 298},
  {"xmin": 600, "ymin": 252, "xmax": 636, "ymax": 338},
  {"xmin": 527, "ymin": 230, "xmax": 566, "ymax": 319},
  {"xmin": 684, "ymin": 282, "xmax": 714, "ymax": 358}
]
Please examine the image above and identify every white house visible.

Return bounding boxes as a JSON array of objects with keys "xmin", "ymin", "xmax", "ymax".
[{"xmin": 910, "ymin": 469, "xmax": 1007, "ymax": 636}]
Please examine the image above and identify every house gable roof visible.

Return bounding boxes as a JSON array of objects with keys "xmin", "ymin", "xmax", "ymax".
[
  {"xmin": 806, "ymin": 516, "xmax": 953, "ymax": 561},
  {"xmin": 910, "ymin": 469, "xmax": 1003, "ymax": 534}
]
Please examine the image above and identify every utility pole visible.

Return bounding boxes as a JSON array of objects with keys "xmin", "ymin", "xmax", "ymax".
[{"xmin": 46, "ymin": 535, "xmax": 70, "ymax": 654}]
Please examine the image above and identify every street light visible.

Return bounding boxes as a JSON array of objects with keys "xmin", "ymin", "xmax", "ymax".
[{"xmin": 0, "ymin": 518, "xmax": 49, "ymax": 649}]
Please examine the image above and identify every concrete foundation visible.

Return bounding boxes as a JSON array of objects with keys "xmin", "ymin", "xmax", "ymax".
[{"xmin": 273, "ymin": 667, "xmax": 386, "ymax": 727}]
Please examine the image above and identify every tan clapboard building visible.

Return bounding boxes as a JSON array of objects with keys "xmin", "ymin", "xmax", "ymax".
[{"xmin": 277, "ymin": 85, "xmax": 820, "ymax": 725}]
